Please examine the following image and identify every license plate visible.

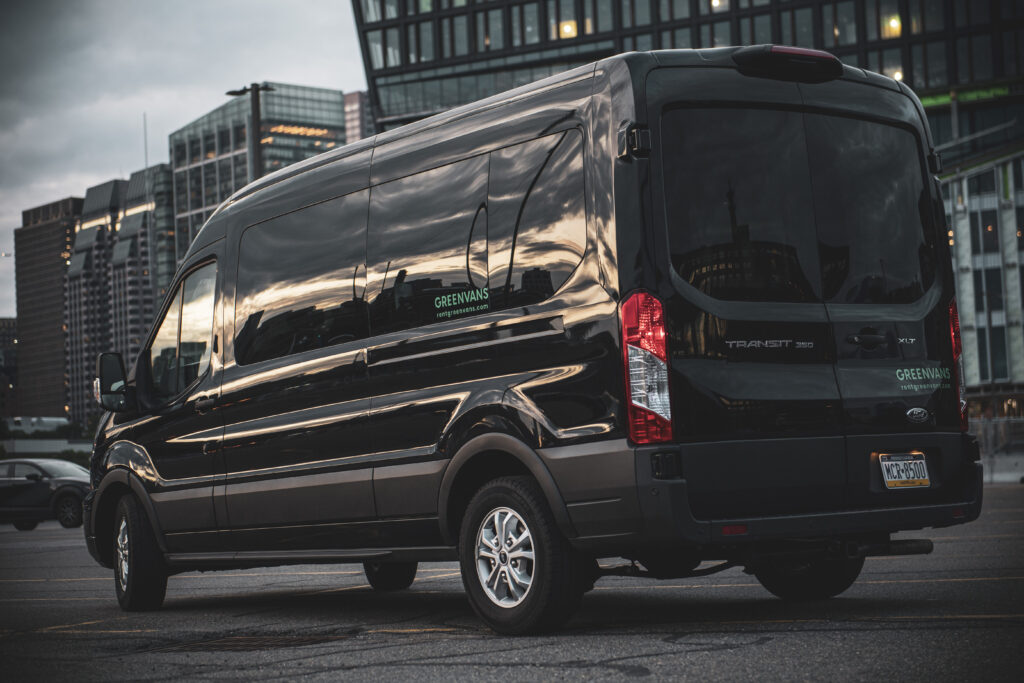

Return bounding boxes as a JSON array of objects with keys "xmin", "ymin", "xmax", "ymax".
[{"xmin": 879, "ymin": 452, "xmax": 930, "ymax": 489}]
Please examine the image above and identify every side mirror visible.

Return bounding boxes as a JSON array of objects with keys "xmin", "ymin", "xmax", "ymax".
[{"xmin": 94, "ymin": 352, "xmax": 129, "ymax": 412}]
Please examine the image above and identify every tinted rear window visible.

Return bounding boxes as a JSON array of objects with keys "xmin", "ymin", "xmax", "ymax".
[{"xmin": 662, "ymin": 108, "xmax": 935, "ymax": 304}]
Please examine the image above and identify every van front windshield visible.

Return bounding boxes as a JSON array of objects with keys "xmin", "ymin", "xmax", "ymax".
[{"xmin": 661, "ymin": 107, "xmax": 936, "ymax": 305}]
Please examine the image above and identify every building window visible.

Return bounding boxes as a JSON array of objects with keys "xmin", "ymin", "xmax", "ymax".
[
  {"xmin": 822, "ymin": 1, "xmax": 856, "ymax": 48},
  {"xmin": 866, "ymin": 0, "xmax": 902, "ymax": 41},
  {"xmin": 739, "ymin": 13, "xmax": 771, "ymax": 45},
  {"xmin": 512, "ymin": 3, "xmax": 541, "ymax": 45},
  {"xmin": 620, "ymin": 0, "xmax": 651, "ymax": 29},
  {"xmin": 454, "ymin": 15, "xmax": 470, "ymax": 55},
  {"xmin": 698, "ymin": 20, "xmax": 730, "ymax": 47},
  {"xmin": 954, "ymin": 0, "xmax": 990, "ymax": 28},
  {"xmin": 549, "ymin": 0, "xmax": 578, "ymax": 39},
  {"xmin": 911, "ymin": 41, "xmax": 947, "ymax": 89},
  {"xmin": 361, "ymin": 0, "xmax": 381, "ymax": 23},
  {"xmin": 780, "ymin": 8, "xmax": 813, "ymax": 48},
  {"xmin": 661, "ymin": 26, "xmax": 692, "ymax": 48},
  {"xmin": 368, "ymin": 30, "xmax": 384, "ymax": 69},
  {"xmin": 407, "ymin": 0, "xmax": 433, "ymax": 14},
  {"xmin": 977, "ymin": 326, "xmax": 1008, "ymax": 382},
  {"xmin": 478, "ymin": 8, "xmax": 505, "ymax": 51},
  {"xmin": 696, "ymin": 0, "xmax": 729, "ymax": 14},
  {"xmin": 957, "ymin": 34, "xmax": 993, "ymax": 83},
  {"xmin": 384, "ymin": 0, "xmax": 398, "ymax": 18},
  {"xmin": 867, "ymin": 47, "xmax": 904, "ymax": 81},
  {"xmin": 386, "ymin": 27, "xmax": 401, "ymax": 66},
  {"xmin": 659, "ymin": 0, "xmax": 690, "ymax": 22},
  {"xmin": 908, "ymin": 0, "xmax": 944, "ymax": 34},
  {"xmin": 1003, "ymin": 30, "xmax": 1024, "ymax": 78},
  {"xmin": 584, "ymin": 0, "xmax": 614, "ymax": 34}
]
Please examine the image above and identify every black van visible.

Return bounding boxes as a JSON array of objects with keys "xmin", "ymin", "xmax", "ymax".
[{"xmin": 86, "ymin": 47, "xmax": 982, "ymax": 634}]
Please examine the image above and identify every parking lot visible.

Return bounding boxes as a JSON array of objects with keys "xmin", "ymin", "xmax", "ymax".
[{"xmin": 1, "ymin": 484, "xmax": 1021, "ymax": 681}]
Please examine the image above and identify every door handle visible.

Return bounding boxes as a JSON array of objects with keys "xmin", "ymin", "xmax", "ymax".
[
  {"xmin": 194, "ymin": 395, "xmax": 218, "ymax": 413},
  {"xmin": 847, "ymin": 333, "xmax": 888, "ymax": 348}
]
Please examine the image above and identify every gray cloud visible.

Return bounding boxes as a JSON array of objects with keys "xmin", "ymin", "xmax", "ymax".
[{"xmin": 0, "ymin": 0, "xmax": 367, "ymax": 317}]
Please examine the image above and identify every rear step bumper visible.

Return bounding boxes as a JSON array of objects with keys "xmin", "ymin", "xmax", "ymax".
[{"xmin": 630, "ymin": 460, "xmax": 983, "ymax": 548}]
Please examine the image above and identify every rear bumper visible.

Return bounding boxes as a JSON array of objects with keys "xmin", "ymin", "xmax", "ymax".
[
  {"xmin": 556, "ymin": 435, "xmax": 983, "ymax": 554},
  {"xmin": 635, "ymin": 461, "xmax": 983, "ymax": 547}
]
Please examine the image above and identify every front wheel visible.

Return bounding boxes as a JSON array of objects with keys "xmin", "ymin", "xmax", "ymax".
[
  {"xmin": 113, "ymin": 495, "xmax": 167, "ymax": 611},
  {"xmin": 754, "ymin": 555, "xmax": 865, "ymax": 601},
  {"xmin": 458, "ymin": 476, "xmax": 584, "ymax": 635},
  {"xmin": 55, "ymin": 494, "xmax": 83, "ymax": 528},
  {"xmin": 364, "ymin": 561, "xmax": 418, "ymax": 590}
]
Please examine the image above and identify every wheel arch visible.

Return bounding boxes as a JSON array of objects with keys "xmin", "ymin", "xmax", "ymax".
[
  {"xmin": 438, "ymin": 432, "xmax": 577, "ymax": 546},
  {"xmin": 92, "ymin": 467, "xmax": 167, "ymax": 568}
]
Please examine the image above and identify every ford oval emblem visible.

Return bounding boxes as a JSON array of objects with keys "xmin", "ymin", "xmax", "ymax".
[{"xmin": 906, "ymin": 407, "xmax": 930, "ymax": 424}]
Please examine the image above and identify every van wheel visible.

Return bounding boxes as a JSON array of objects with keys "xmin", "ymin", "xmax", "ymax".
[
  {"xmin": 13, "ymin": 521, "xmax": 37, "ymax": 531},
  {"xmin": 364, "ymin": 561, "xmax": 418, "ymax": 590},
  {"xmin": 458, "ymin": 476, "xmax": 583, "ymax": 635},
  {"xmin": 113, "ymin": 495, "xmax": 167, "ymax": 611},
  {"xmin": 754, "ymin": 555, "xmax": 864, "ymax": 601}
]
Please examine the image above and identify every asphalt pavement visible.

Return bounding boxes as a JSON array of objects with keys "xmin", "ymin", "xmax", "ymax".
[{"xmin": 1, "ymin": 485, "xmax": 1022, "ymax": 681}]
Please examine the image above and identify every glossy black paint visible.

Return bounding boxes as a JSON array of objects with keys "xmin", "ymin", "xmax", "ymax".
[{"xmin": 85, "ymin": 49, "xmax": 979, "ymax": 574}]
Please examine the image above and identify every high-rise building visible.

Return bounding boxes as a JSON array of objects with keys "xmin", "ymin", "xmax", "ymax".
[
  {"xmin": 345, "ymin": 90, "xmax": 376, "ymax": 142},
  {"xmin": 14, "ymin": 197, "xmax": 82, "ymax": 417},
  {"xmin": 66, "ymin": 180, "xmax": 127, "ymax": 428},
  {"xmin": 0, "ymin": 318, "xmax": 16, "ymax": 418},
  {"xmin": 169, "ymin": 82, "xmax": 347, "ymax": 264},
  {"xmin": 351, "ymin": 0, "xmax": 1024, "ymax": 416}
]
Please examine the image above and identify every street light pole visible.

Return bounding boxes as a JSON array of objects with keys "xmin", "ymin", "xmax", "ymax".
[{"xmin": 225, "ymin": 82, "xmax": 275, "ymax": 182}]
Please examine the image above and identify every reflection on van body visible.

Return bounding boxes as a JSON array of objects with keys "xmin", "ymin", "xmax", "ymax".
[{"xmin": 85, "ymin": 48, "xmax": 981, "ymax": 634}]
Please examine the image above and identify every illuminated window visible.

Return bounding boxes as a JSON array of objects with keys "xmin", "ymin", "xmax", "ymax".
[
  {"xmin": 866, "ymin": 0, "xmax": 901, "ymax": 41},
  {"xmin": 548, "ymin": 0, "xmax": 577, "ymax": 39}
]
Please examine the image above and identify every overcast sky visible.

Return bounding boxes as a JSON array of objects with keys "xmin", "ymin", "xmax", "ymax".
[{"xmin": 0, "ymin": 0, "xmax": 367, "ymax": 319}]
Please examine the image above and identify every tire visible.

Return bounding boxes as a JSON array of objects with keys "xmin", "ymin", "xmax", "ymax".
[
  {"xmin": 55, "ymin": 494, "xmax": 83, "ymax": 528},
  {"xmin": 113, "ymin": 495, "xmax": 167, "ymax": 611},
  {"xmin": 364, "ymin": 561, "xmax": 418, "ymax": 591},
  {"xmin": 754, "ymin": 555, "xmax": 865, "ymax": 601},
  {"xmin": 13, "ymin": 521, "xmax": 37, "ymax": 531},
  {"xmin": 458, "ymin": 475, "xmax": 585, "ymax": 635}
]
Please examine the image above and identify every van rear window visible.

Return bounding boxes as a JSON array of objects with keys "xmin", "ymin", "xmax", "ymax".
[{"xmin": 662, "ymin": 108, "xmax": 935, "ymax": 304}]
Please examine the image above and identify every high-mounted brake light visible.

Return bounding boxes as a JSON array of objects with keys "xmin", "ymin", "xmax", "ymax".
[
  {"xmin": 732, "ymin": 44, "xmax": 844, "ymax": 83},
  {"xmin": 949, "ymin": 299, "xmax": 968, "ymax": 432},
  {"xmin": 621, "ymin": 292, "xmax": 673, "ymax": 444}
]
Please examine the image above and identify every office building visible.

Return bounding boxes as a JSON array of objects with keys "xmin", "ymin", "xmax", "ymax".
[
  {"xmin": 345, "ymin": 90, "xmax": 377, "ymax": 142},
  {"xmin": 352, "ymin": 0, "xmax": 1024, "ymax": 415},
  {"xmin": 169, "ymin": 82, "xmax": 347, "ymax": 264},
  {"xmin": 14, "ymin": 197, "xmax": 82, "ymax": 417},
  {"xmin": 0, "ymin": 318, "xmax": 15, "ymax": 418},
  {"xmin": 66, "ymin": 180, "xmax": 127, "ymax": 428}
]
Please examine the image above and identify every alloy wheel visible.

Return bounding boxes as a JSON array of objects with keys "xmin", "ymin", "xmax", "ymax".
[{"xmin": 475, "ymin": 506, "xmax": 535, "ymax": 608}]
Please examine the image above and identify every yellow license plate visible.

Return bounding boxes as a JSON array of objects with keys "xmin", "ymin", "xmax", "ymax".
[{"xmin": 879, "ymin": 452, "xmax": 930, "ymax": 489}]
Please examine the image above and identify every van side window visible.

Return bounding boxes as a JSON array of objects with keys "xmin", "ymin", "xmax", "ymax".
[
  {"xmin": 488, "ymin": 129, "xmax": 586, "ymax": 310},
  {"xmin": 367, "ymin": 154, "xmax": 489, "ymax": 335},
  {"xmin": 148, "ymin": 261, "xmax": 217, "ymax": 401},
  {"xmin": 234, "ymin": 192, "xmax": 369, "ymax": 365}
]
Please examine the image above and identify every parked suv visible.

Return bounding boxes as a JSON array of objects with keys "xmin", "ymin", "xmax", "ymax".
[
  {"xmin": 1, "ymin": 458, "xmax": 89, "ymax": 530},
  {"xmin": 85, "ymin": 47, "xmax": 981, "ymax": 634}
]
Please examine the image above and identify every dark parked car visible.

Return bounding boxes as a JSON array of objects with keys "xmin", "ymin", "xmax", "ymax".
[
  {"xmin": 86, "ymin": 47, "xmax": 980, "ymax": 634},
  {"xmin": 1, "ymin": 458, "xmax": 90, "ymax": 530}
]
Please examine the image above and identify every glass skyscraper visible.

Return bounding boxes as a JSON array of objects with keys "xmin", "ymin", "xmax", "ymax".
[{"xmin": 168, "ymin": 82, "xmax": 348, "ymax": 266}]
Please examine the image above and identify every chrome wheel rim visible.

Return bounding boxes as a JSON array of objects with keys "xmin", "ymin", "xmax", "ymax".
[
  {"xmin": 475, "ymin": 507, "xmax": 534, "ymax": 608},
  {"xmin": 116, "ymin": 518, "xmax": 129, "ymax": 591}
]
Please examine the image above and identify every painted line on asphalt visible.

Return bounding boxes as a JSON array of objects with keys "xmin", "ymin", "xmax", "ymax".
[
  {"xmin": 594, "ymin": 575, "xmax": 1024, "ymax": 591},
  {"xmin": 715, "ymin": 613, "xmax": 1024, "ymax": 626},
  {"xmin": 363, "ymin": 627, "xmax": 458, "ymax": 634},
  {"xmin": 39, "ymin": 619, "xmax": 105, "ymax": 632}
]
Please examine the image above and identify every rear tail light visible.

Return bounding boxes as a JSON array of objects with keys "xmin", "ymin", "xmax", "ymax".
[
  {"xmin": 621, "ymin": 291, "xmax": 673, "ymax": 444},
  {"xmin": 949, "ymin": 299, "xmax": 968, "ymax": 431}
]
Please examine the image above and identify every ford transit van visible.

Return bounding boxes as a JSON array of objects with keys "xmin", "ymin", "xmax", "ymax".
[{"xmin": 86, "ymin": 47, "xmax": 982, "ymax": 634}]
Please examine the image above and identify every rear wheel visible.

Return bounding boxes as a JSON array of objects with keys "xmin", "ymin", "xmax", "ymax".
[
  {"xmin": 55, "ymin": 494, "xmax": 83, "ymax": 528},
  {"xmin": 363, "ymin": 561, "xmax": 418, "ymax": 591},
  {"xmin": 458, "ymin": 476, "xmax": 585, "ymax": 635},
  {"xmin": 13, "ymin": 521, "xmax": 37, "ymax": 531},
  {"xmin": 113, "ymin": 495, "xmax": 167, "ymax": 611},
  {"xmin": 754, "ymin": 555, "xmax": 864, "ymax": 601}
]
